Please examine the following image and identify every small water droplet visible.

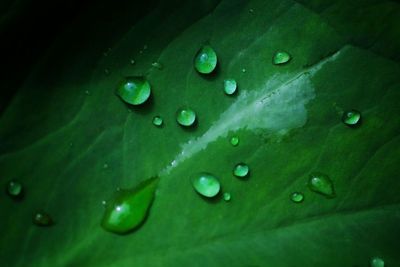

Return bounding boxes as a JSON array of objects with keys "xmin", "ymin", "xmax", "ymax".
[
  {"xmin": 249, "ymin": 8, "xmax": 254, "ymax": 13},
  {"xmin": 151, "ymin": 62, "xmax": 163, "ymax": 70},
  {"xmin": 342, "ymin": 109, "xmax": 361, "ymax": 126},
  {"xmin": 85, "ymin": 90, "xmax": 90, "ymax": 95},
  {"xmin": 6, "ymin": 180, "xmax": 23, "ymax": 198},
  {"xmin": 290, "ymin": 192, "xmax": 304, "ymax": 203},
  {"xmin": 103, "ymin": 163, "xmax": 109, "ymax": 169},
  {"xmin": 230, "ymin": 136, "xmax": 239, "ymax": 146},
  {"xmin": 33, "ymin": 211, "xmax": 53, "ymax": 226},
  {"xmin": 194, "ymin": 45, "xmax": 217, "ymax": 74},
  {"xmin": 308, "ymin": 172, "xmax": 335, "ymax": 197},
  {"xmin": 116, "ymin": 77, "xmax": 151, "ymax": 105},
  {"xmin": 223, "ymin": 192, "xmax": 231, "ymax": 201},
  {"xmin": 104, "ymin": 68, "xmax": 110, "ymax": 75},
  {"xmin": 242, "ymin": 68, "xmax": 246, "ymax": 73},
  {"xmin": 130, "ymin": 59, "xmax": 135, "ymax": 65},
  {"xmin": 101, "ymin": 177, "xmax": 159, "ymax": 234},
  {"xmin": 273, "ymin": 51, "xmax": 291, "ymax": 65},
  {"xmin": 139, "ymin": 50, "xmax": 143, "ymax": 54},
  {"xmin": 224, "ymin": 79, "xmax": 237, "ymax": 95},
  {"xmin": 102, "ymin": 200, "xmax": 107, "ymax": 206},
  {"xmin": 69, "ymin": 142, "xmax": 73, "ymax": 147},
  {"xmin": 192, "ymin": 173, "xmax": 220, "ymax": 198},
  {"xmin": 143, "ymin": 44, "xmax": 148, "ymax": 50},
  {"xmin": 152, "ymin": 116, "xmax": 163, "ymax": 127},
  {"xmin": 370, "ymin": 257, "xmax": 385, "ymax": 267},
  {"xmin": 176, "ymin": 107, "xmax": 196, "ymax": 127},
  {"xmin": 233, "ymin": 163, "xmax": 249, "ymax": 178}
]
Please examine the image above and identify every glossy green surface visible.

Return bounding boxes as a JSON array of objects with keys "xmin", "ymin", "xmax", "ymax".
[
  {"xmin": 233, "ymin": 163, "xmax": 249, "ymax": 178},
  {"xmin": 116, "ymin": 77, "xmax": 151, "ymax": 105},
  {"xmin": 308, "ymin": 172, "xmax": 335, "ymax": 198},
  {"xmin": 101, "ymin": 177, "xmax": 159, "ymax": 234},
  {"xmin": 194, "ymin": 45, "xmax": 217, "ymax": 74},
  {"xmin": 1, "ymin": 0, "xmax": 400, "ymax": 266},
  {"xmin": 176, "ymin": 107, "xmax": 196, "ymax": 127},
  {"xmin": 192, "ymin": 173, "xmax": 220, "ymax": 198}
]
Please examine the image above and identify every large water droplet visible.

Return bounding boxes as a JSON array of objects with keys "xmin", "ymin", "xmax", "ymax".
[
  {"xmin": 342, "ymin": 109, "xmax": 361, "ymax": 126},
  {"xmin": 117, "ymin": 77, "xmax": 151, "ymax": 105},
  {"xmin": 194, "ymin": 45, "xmax": 217, "ymax": 74},
  {"xmin": 176, "ymin": 107, "xmax": 196, "ymax": 127},
  {"xmin": 101, "ymin": 177, "xmax": 159, "ymax": 234},
  {"xmin": 6, "ymin": 180, "xmax": 23, "ymax": 198},
  {"xmin": 192, "ymin": 173, "xmax": 220, "ymax": 198},
  {"xmin": 151, "ymin": 62, "xmax": 163, "ymax": 70},
  {"xmin": 371, "ymin": 257, "xmax": 385, "ymax": 267},
  {"xmin": 290, "ymin": 192, "xmax": 304, "ymax": 203},
  {"xmin": 308, "ymin": 172, "xmax": 335, "ymax": 197},
  {"xmin": 273, "ymin": 51, "xmax": 291, "ymax": 65},
  {"xmin": 230, "ymin": 136, "xmax": 239, "ymax": 146},
  {"xmin": 152, "ymin": 116, "xmax": 163, "ymax": 127},
  {"xmin": 233, "ymin": 163, "xmax": 249, "ymax": 178},
  {"xmin": 223, "ymin": 192, "xmax": 231, "ymax": 201},
  {"xmin": 224, "ymin": 79, "xmax": 237, "ymax": 95},
  {"xmin": 33, "ymin": 211, "xmax": 53, "ymax": 226}
]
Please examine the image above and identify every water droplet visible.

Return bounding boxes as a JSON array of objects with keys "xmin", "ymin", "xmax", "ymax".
[
  {"xmin": 176, "ymin": 107, "xmax": 196, "ymax": 127},
  {"xmin": 230, "ymin": 136, "xmax": 239, "ymax": 146},
  {"xmin": 139, "ymin": 50, "xmax": 143, "ymax": 54},
  {"xmin": 249, "ymin": 8, "xmax": 254, "ymax": 13},
  {"xmin": 104, "ymin": 68, "xmax": 110, "ymax": 75},
  {"xmin": 273, "ymin": 51, "xmax": 291, "ymax": 65},
  {"xmin": 371, "ymin": 257, "xmax": 385, "ymax": 267},
  {"xmin": 85, "ymin": 90, "xmax": 90, "ymax": 95},
  {"xmin": 33, "ymin": 211, "xmax": 53, "ymax": 226},
  {"xmin": 151, "ymin": 62, "xmax": 163, "ymax": 70},
  {"xmin": 152, "ymin": 116, "xmax": 163, "ymax": 127},
  {"xmin": 6, "ymin": 180, "xmax": 23, "ymax": 198},
  {"xmin": 290, "ymin": 192, "xmax": 304, "ymax": 203},
  {"xmin": 116, "ymin": 77, "xmax": 151, "ymax": 105},
  {"xmin": 103, "ymin": 163, "xmax": 109, "ymax": 169},
  {"xmin": 102, "ymin": 200, "xmax": 107, "ymax": 206},
  {"xmin": 242, "ymin": 68, "xmax": 246, "ymax": 73},
  {"xmin": 224, "ymin": 79, "xmax": 237, "ymax": 95},
  {"xmin": 101, "ymin": 177, "xmax": 159, "ymax": 234},
  {"xmin": 192, "ymin": 173, "xmax": 220, "ymax": 198},
  {"xmin": 223, "ymin": 192, "xmax": 231, "ymax": 201},
  {"xmin": 130, "ymin": 59, "xmax": 135, "ymax": 65},
  {"xmin": 342, "ymin": 109, "xmax": 361, "ymax": 126},
  {"xmin": 308, "ymin": 172, "xmax": 335, "ymax": 197},
  {"xmin": 194, "ymin": 45, "xmax": 217, "ymax": 74},
  {"xmin": 143, "ymin": 44, "xmax": 148, "ymax": 50},
  {"xmin": 233, "ymin": 163, "xmax": 249, "ymax": 178}
]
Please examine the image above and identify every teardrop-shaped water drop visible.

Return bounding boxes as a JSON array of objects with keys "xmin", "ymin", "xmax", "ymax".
[
  {"xmin": 192, "ymin": 173, "xmax": 220, "ymax": 198},
  {"xmin": 371, "ymin": 257, "xmax": 384, "ymax": 267},
  {"xmin": 176, "ymin": 107, "xmax": 196, "ymax": 127},
  {"xmin": 101, "ymin": 177, "xmax": 159, "ymax": 234},
  {"xmin": 342, "ymin": 109, "xmax": 361, "ymax": 126},
  {"xmin": 233, "ymin": 163, "xmax": 249, "ymax": 178},
  {"xmin": 6, "ymin": 180, "xmax": 23, "ymax": 198},
  {"xmin": 152, "ymin": 116, "xmax": 163, "ymax": 127},
  {"xmin": 290, "ymin": 192, "xmax": 304, "ymax": 203},
  {"xmin": 308, "ymin": 172, "xmax": 335, "ymax": 197},
  {"xmin": 273, "ymin": 51, "xmax": 291, "ymax": 65},
  {"xmin": 151, "ymin": 62, "xmax": 163, "ymax": 70},
  {"xmin": 223, "ymin": 192, "xmax": 231, "ymax": 202},
  {"xmin": 194, "ymin": 45, "xmax": 217, "ymax": 74},
  {"xmin": 224, "ymin": 79, "xmax": 237, "ymax": 95},
  {"xmin": 33, "ymin": 211, "xmax": 53, "ymax": 226},
  {"xmin": 230, "ymin": 136, "xmax": 239, "ymax": 146},
  {"xmin": 116, "ymin": 77, "xmax": 151, "ymax": 105}
]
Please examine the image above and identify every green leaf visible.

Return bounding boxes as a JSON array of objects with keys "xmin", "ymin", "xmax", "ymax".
[{"xmin": 1, "ymin": 0, "xmax": 400, "ymax": 266}]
